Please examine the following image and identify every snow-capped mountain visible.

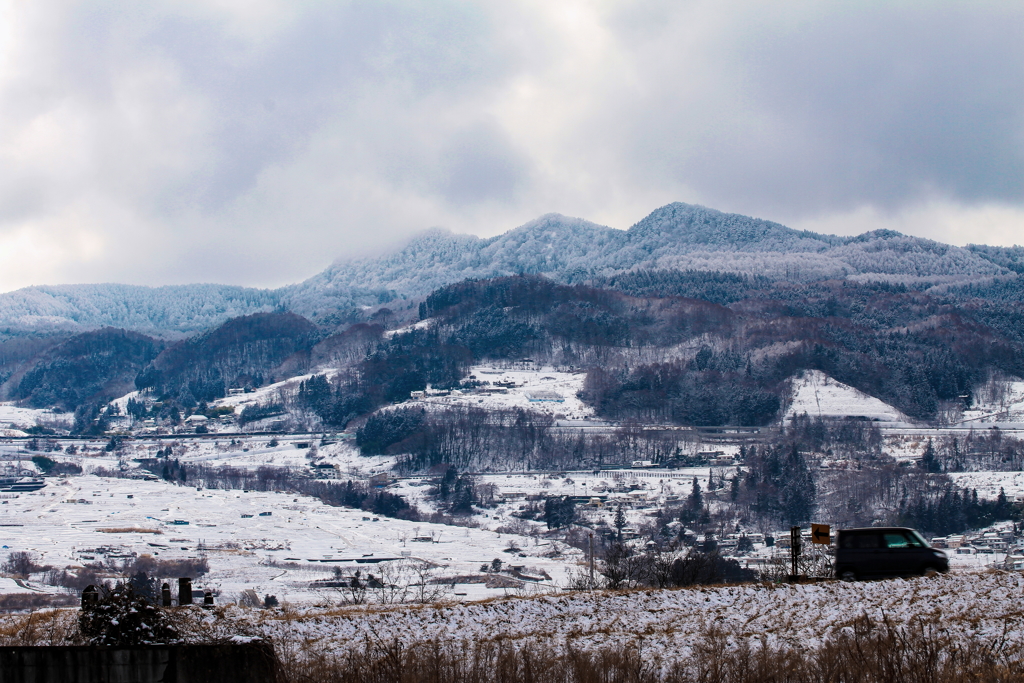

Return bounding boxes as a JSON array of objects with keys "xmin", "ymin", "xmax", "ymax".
[{"xmin": 0, "ymin": 202, "xmax": 1014, "ymax": 335}]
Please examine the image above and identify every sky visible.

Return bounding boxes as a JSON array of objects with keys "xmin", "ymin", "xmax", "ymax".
[{"xmin": 0, "ymin": 1, "xmax": 1021, "ymax": 293}]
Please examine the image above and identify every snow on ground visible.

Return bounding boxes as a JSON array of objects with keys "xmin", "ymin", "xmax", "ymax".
[
  {"xmin": 785, "ymin": 370, "xmax": 908, "ymax": 423},
  {"xmin": 0, "ymin": 403, "xmax": 73, "ymax": 430},
  {"xmin": 0, "ymin": 577, "xmax": 59, "ymax": 595},
  {"xmin": 108, "ymin": 391, "xmax": 142, "ymax": 414},
  {"xmin": 123, "ymin": 437, "xmax": 396, "ymax": 477},
  {"xmin": 382, "ymin": 319, "xmax": 433, "ymax": 339},
  {"xmin": 949, "ymin": 471, "xmax": 1024, "ymax": 501},
  {"xmin": 0, "ymin": 475, "xmax": 571, "ymax": 604},
  {"xmin": 210, "ymin": 371, "xmax": 339, "ymax": 412},
  {"xmin": 408, "ymin": 365, "xmax": 593, "ymax": 419},
  {"xmin": 188, "ymin": 571, "xmax": 1024, "ymax": 661},
  {"xmin": 959, "ymin": 379, "xmax": 1024, "ymax": 425},
  {"xmin": 393, "ymin": 468, "xmax": 717, "ymax": 534}
]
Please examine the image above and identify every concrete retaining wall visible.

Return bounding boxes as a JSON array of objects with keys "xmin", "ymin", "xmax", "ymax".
[{"xmin": 0, "ymin": 641, "xmax": 277, "ymax": 683}]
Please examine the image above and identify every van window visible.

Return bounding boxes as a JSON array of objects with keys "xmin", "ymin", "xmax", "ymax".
[
  {"xmin": 841, "ymin": 533, "xmax": 879, "ymax": 549},
  {"xmin": 883, "ymin": 532, "xmax": 924, "ymax": 549}
]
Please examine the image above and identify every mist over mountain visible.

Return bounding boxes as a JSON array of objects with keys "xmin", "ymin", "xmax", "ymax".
[
  {"xmin": 0, "ymin": 283, "xmax": 279, "ymax": 337},
  {"xmin": 0, "ymin": 202, "xmax": 1016, "ymax": 336}
]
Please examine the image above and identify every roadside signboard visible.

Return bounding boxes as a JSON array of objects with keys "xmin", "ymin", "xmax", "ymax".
[{"xmin": 811, "ymin": 523, "xmax": 831, "ymax": 545}]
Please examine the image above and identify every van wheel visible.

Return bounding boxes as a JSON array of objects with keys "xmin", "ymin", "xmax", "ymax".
[
  {"xmin": 922, "ymin": 566, "xmax": 941, "ymax": 578},
  {"xmin": 838, "ymin": 568, "xmax": 857, "ymax": 582}
]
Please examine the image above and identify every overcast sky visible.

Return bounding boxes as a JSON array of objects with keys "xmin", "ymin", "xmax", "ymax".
[{"xmin": 0, "ymin": 1, "xmax": 1021, "ymax": 292}]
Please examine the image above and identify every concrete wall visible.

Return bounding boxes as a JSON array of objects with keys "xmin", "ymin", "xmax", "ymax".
[{"xmin": 0, "ymin": 641, "xmax": 277, "ymax": 683}]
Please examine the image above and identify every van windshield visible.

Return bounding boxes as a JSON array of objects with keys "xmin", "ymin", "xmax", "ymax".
[{"xmin": 908, "ymin": 530, "xmax": 930, "ymax": 548}]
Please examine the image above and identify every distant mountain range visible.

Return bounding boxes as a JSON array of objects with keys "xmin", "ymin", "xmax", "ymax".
[{"xmin": 1, "ymin": 202, "xmax": 1021, "ymax": 336}]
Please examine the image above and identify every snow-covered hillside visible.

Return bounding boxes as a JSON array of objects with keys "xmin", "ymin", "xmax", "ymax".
[
  {"xmin": 0, "ymin": 283, "xmax": 277, "ymax": 335},
  {"xmin": 785, "ymin": 370, "xmax": 908, "ymax": 423}
]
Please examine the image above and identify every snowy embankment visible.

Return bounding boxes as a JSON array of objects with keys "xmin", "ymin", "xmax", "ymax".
[{"xmin": 211, "ymin": 571, "xmax": 1022, "ymax": 658}]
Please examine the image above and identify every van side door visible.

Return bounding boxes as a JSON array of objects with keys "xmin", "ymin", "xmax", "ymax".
[{"xmin": 842, "ymin": 530, "xmax": 884, "ymax": 577}]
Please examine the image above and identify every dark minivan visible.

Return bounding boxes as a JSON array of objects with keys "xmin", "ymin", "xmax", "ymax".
[{"xmin": 835, "ymin": 527, "xmax": 948, "ymax": 580}]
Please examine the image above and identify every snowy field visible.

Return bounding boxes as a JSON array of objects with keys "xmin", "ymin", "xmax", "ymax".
[
  {"xmin": 0, "ymin": 403, "xmax": 73, "ymax": 431},
  {"xmin": 950, "ymin": 471, "xmax": 1024, "ymax": 500},
  {"xmin": 785, "ymin": 370, "xmax": 907, "ymax": 423},
  {"xmin": 0, "ymin": 475, "xmax": 572, "ymax": 605},
  {"xmin": 0, "ymin": 435, "xmax": 395, "ymax": 479},
  {"xmin": 210, "ymin": 372, "xmax": 339, "ymax": 413},
  {"xmin": 406, "ymin": 365, "xmax": 593, "ymax": 419},
  {"xmin": 205, "ymin": 363, "xmax": 594, "ymax": 423},
  {"xmin": 154, "ymin": 571, "xmax": 1024, "ymax": 661},
  {"xmin": 147, "ymin": 438, "xmax": 396, "ymax": 478}
]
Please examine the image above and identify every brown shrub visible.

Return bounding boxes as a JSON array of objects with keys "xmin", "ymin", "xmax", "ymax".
[{"xmin": 0, "ymin": 594, "xmax": 78, "ymax": 613}]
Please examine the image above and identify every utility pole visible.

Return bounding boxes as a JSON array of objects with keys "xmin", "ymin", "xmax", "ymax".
[
  {"xmin": 588, "ymin": 532, "xmax": 595, "ymax": 589},
  {"xmin": 790, "ymin": 526, "xmax": 801, "ymax": 582}
]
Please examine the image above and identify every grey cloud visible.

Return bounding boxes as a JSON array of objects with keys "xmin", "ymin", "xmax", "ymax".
[
  {"xmin": 64, "ymin": 2, "xmax": 508, "ymax": 214},
  {"xmin": 601, "ymin": 2, "xmax": 1024, "ymax": 218},
  {"xmin": 0, "ymin": 1, "xmax": 1022, "ymax": 293},
  {"xmin": 437, "ymin": 122, "xmax": 529, "ymax": 205}
]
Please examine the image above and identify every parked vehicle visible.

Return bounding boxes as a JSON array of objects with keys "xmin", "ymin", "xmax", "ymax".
[{"xmin": 835, "ymin": 527, "xmax": 948, "ymax": 580}]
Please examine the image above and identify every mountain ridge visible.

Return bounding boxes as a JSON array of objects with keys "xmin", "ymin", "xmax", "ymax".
[{"xmin": 0, "ymin": 202, "xmax": 1014, "ymax": 335}]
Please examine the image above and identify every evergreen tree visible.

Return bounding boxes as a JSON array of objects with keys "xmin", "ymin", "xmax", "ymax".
[
  {"xmin": 614, "ymin": 505, "xmax": 627, "ymax": 539},
  {"xmin": 919, "ymin": 440, "xmax": 941, "ymax": 473},
  {"xmin": 688, "ymin": 477, "xmax": 703, "ymax": 511},
  {"xmin": 780, "ymin": 444, "xmax": 815, "ymax": 525}
]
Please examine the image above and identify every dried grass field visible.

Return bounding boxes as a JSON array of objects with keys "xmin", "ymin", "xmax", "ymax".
[{"xmin": 3, "ymin": 570, "xmax": 1024, "ymax": 682}]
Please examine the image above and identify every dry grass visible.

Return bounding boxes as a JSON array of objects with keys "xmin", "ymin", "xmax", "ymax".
[
  {"xmin": 0, "ymin": 606, "xmax": 79, "ymax": 646},
  {"xmin": 269, "ymin": 615, "xmax": 1024, "ymax": 683},
  {"xmin": 1, "ymin": 595, "xmax": 1022, "ymax": 682}
]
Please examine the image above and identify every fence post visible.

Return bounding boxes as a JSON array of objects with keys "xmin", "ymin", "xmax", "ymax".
[{"xmin": 789, "ymin": 526, "xmax": 801, "ymax": 582}]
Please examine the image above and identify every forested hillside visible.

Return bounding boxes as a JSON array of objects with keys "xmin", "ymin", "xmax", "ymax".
[
  {"xmin": 134, "ymin": 312, "xmax": 318, "ymax": 404},
  {"xmin": 280, "ymin": 273, "xmax": 1023, "ymax": 447},
  {"xmin": 0, "ymin": 283, "xmax": 278, "ymax": 335},
  {"xmin": 8, "ymin": 328, "xmax": 163, "ymax": 410},
  {"xmin": 4, "ymin": 264, "xmax": 1021, "ymax": 436},
  {"xmin": 282, "ymin": 204, "xmax": 1009, "ymax": 318}
]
